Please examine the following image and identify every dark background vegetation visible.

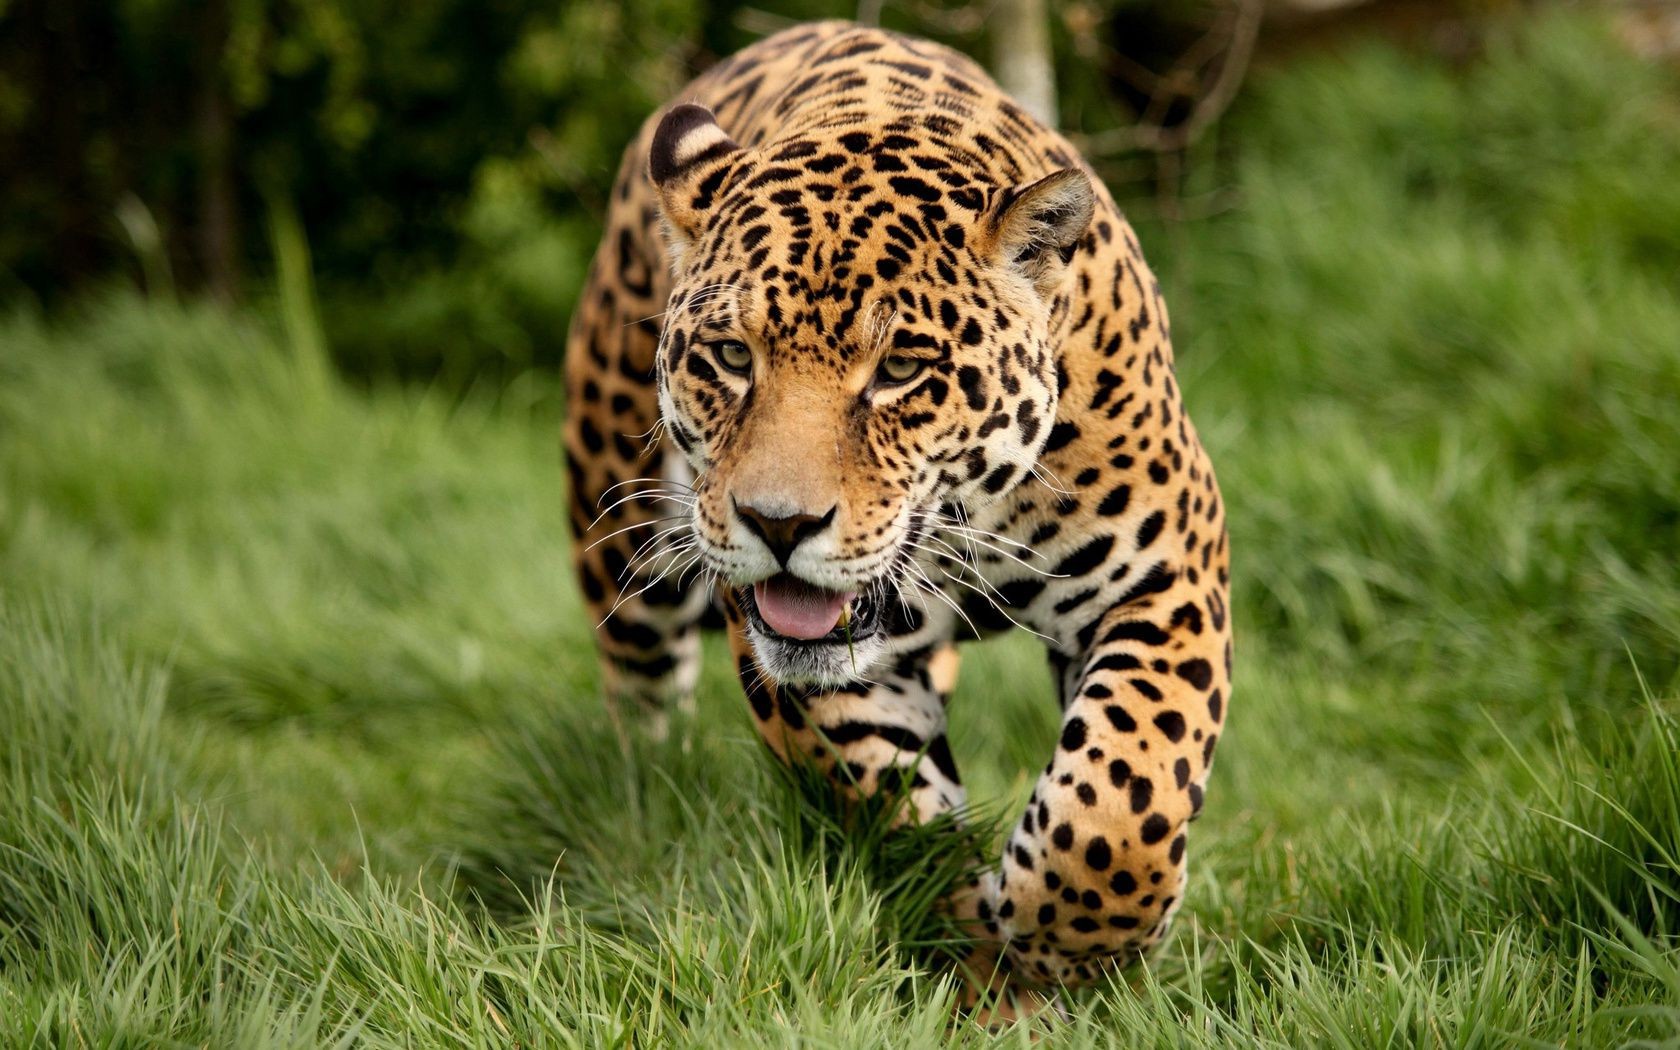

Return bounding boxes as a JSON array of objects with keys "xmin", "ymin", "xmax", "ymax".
[{"xmin": 2, "ymin": 0, "xmax": 1453, "ymax": 380}]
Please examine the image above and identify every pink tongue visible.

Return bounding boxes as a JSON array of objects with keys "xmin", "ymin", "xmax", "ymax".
[{"xmin": 753, "ymin": 576, "xmax": 857, "ymax": 640}]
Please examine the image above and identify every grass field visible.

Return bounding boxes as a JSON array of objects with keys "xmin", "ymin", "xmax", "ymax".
[{"xmin": 3, "ymin": 13, "xmax": 1679, "ymax": 1047}]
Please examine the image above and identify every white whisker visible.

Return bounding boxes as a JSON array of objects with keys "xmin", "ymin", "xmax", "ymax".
[
  {"xmin": 589, "ymin": 490, "xmax": 695, "ymax": 527},
  {"xmin": 908, "ymin": 510, "xmax": 1038, "ymax": 555},
  {"xmin": 1028, "ymin": 461, "xmax": 1075, "ymax": 499},
  {"xmin": 599, "ymin": 476, "xmax": 697, "ymax": 498},
  {"xmin": 584, "ymin": 513, "xmax": 689, "ymax": 553},
  {"xmin": 599, "ymin": 545, "xmax": 703, "ymax": 626},
  {"xmin": 622, "ymin": 533, "xmax": 697, "ymax": 582},
  {"xmin": 623, "ymin": 521, "xmax": 696, "ymax": 570},
  {"xmin": 907, "ymin": 510, "xmax": 1063, "ymax": 579},
  {"xmin": 924, "ymin": 557, "xmax": 1054, "ymax": 644},
  {"xmin": 904, "ymin": 560, "xmax": 980, "ymax": 640}
]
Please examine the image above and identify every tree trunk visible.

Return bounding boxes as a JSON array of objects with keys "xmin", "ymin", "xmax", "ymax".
[
  {"xmin": 991, "ymin": 0, "xmax": 1059, "ymax": 128},
  {"xmin": 195, "ymin": 0, "xmax": 240, "ymax": 303}
]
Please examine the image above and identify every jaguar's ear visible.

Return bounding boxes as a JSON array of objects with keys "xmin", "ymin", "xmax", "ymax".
[
  {"xmin": 649, "ymin": 103, "xmax": 742, "ymax": 258},
  {"xmin": 983, "ymin": 168, "xmax": 1095, "ymax": 294}
]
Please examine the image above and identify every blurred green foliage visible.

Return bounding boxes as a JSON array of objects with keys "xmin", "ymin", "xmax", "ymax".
[
  {"xmin": 0, "ymin": 0, "xmax": 1240, "ymax": 381},
  {"xmin": 4, "ymin": 1, "xmax": 1676, "ymax": 388},
  {"xmin": 0, "ymin": 0, "xmax": 721, "ymax": 376}
]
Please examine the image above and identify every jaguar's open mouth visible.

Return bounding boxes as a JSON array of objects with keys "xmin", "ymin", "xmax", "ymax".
[{"xmin": 740, "ymin": 573, "xmax": 883, "ymax": 645}]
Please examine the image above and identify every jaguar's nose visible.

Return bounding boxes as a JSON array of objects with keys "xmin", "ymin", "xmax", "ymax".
[{"xmin": 733, "ymin": 498, "xmax": 836, "ymax": 567}]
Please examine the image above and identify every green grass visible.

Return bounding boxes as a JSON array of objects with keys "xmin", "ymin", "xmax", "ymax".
[{"xmin": 2, "ymin": 11, "xmax": 1679, "ymax": 1046}]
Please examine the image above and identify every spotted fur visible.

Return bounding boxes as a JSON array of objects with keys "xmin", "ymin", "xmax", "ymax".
[{"xmin": 563, "ymin": 21, "xmax": 1232, "ymax": 990}]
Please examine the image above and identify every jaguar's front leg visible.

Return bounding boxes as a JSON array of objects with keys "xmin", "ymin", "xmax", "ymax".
[
  {"xmin": 725, "ymin": 601, "xmax": 965, "ymax": 824},
  {"xmin": 726, "ymin": 605, "xmax": 1061, "ymax": 1021},
  {"xmin": 985, "ymin": 576, "xmax": 1233, "ymax": 988}
]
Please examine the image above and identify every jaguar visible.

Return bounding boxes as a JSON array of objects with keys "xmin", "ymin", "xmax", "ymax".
[{"xmin": 562, "ymin": 19, "xmax": 1232, "ymax": 994}]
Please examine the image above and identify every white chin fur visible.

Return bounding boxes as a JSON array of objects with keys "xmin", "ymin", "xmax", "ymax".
[{"xmin": 748, "ymin": 626, "xmax": 889, "ymax": 687}]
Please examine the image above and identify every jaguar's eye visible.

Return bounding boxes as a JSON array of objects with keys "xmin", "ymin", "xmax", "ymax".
[
  {"xmin": 712, "ymin": 340, "xmax": 752, "ymax": 374},
  {"xmin": 878, "ymin": 355, "xmax": 924, "ymax": 384}
]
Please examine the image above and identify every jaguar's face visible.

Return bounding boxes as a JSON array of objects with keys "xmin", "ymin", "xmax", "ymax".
[{"xmin": 647, "ymin": 104, "xmax": 1092, "ymax": 684}]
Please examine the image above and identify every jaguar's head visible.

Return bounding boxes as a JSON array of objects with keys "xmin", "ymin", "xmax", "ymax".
[{"xmin": 648, "ymin": 103, "xmax": 1092, "ymax": 684}]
